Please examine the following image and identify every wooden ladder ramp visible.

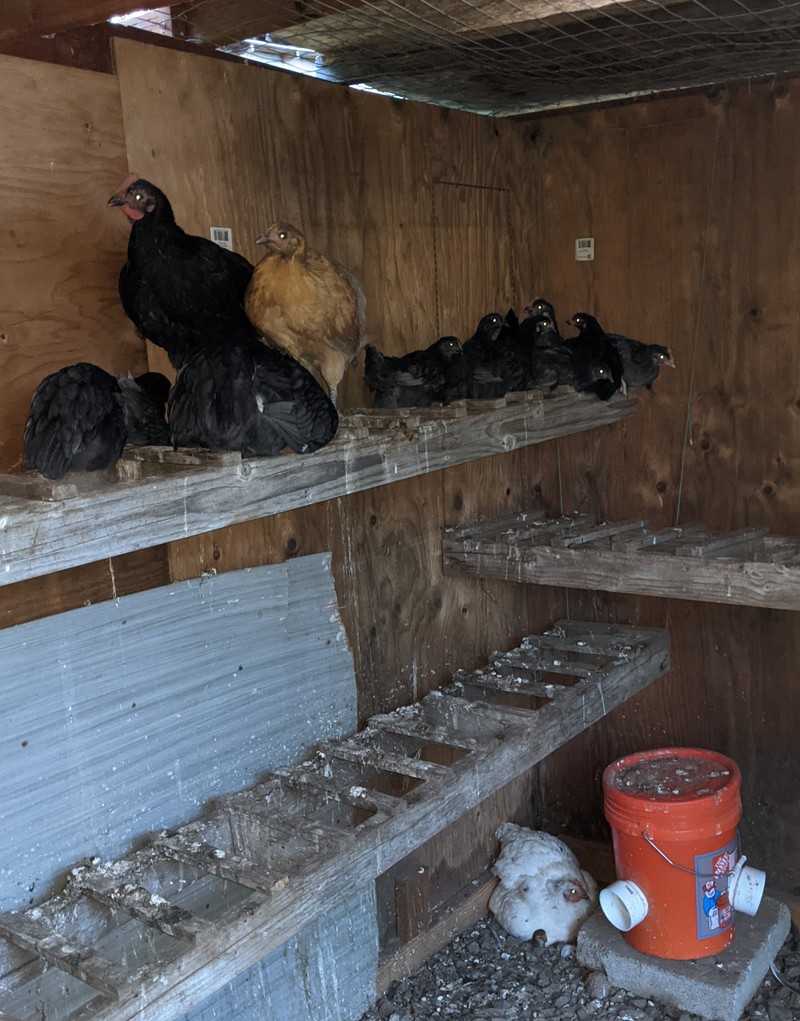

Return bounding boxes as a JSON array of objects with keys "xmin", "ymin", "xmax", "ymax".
[
  {"xmin": 0, "ymin": 620, "xmax": 668, "ymax": 1021},
  {"xmin": 443, "ymin": 511, "xmax": 800, "ymax": 611}
]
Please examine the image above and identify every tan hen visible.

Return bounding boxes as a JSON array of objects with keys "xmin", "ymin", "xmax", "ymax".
[{"xmin": 245, "ymin": 222, "xmax": 366, "ymax": 405}]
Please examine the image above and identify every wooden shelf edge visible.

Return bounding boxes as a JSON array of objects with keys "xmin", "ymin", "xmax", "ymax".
[
  {"xmin": 0, "ymin": 391, "xmax": 635, "ymax": 588},
  {"xmin": 444, "ymin": 513, "xmax": 800, "ymax": 612}
]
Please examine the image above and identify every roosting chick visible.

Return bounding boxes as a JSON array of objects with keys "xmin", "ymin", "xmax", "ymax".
[
  {"xmin": 462, "ymin": 312, "xmax": 508, "ymax": 399},
  {"xmin": 605, "ymin": 331, "xmax": 675, "ymax": 390},
  {"xmin": 364, "ymin": 336, "xmax": 466, "ymax": 408},
  {"xmin": 108, "ymin": 175, "xmax": 255, "ymax": 368},
  {"xmin": 244, "ymin": 222, "xmax": 366, "ymax": 405},
  {"xmin": 567, "ymin": 312, "xmax": 626, "ymax": 400},
  {"xmin": 23, "ymin": 363, "xmax": 170, "ymax": 480},
  {"xmin": 489, "ymin": 823, "xmax": 598, "ymax": 945},
  {"xmin": 168, "ymin": 336, "xmax": 338, "ymax": 457}
]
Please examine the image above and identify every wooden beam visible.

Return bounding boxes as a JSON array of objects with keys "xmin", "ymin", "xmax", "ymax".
[
  {"xmin": 181, "ymin": 0, "xmax": 681, "ymax": 49},
  {"xmin": 0, "ymin": 2, "xmax": 151, "ymax": 43},
  {"xmin": 172, "ymin": 0, "xmax": 337, "ymax": 45},
  {"xmin": 395, "ymin": 864, "xmax": 431, "ymax": 943}
]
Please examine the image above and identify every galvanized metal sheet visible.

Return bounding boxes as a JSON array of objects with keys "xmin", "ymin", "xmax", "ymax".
[{"xmin": 0, "ymin": 554, "xmax": 357, "ymax": 912}]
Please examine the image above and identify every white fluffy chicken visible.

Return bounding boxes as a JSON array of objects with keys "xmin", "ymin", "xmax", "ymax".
[{"xmin": 489, "ymin": 823, "xmax": 598, "ymax": 945}]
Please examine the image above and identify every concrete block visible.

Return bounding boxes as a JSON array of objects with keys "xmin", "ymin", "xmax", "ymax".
[{"xmin": 576, "ymin": 895, "xmax": 791, "ymax": 1021}]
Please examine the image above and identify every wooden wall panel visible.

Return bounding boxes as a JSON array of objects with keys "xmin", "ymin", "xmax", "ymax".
[
  {"xmin": 0, "ymin": 53, "xmax": 170, "ymax": 628},
  {"xmin": 530, "ymin": 83, "xmax": 800, "ymax": 891},
  {"xmin": 0, "ymin": 54, "xmax": 142, "ymax": 471}
]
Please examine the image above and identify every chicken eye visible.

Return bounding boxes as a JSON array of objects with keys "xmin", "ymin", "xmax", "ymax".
[
  {"xmin": 279, "ymin": 231, "xmax": 287, "ymax": 240},
  {"xmin": 567, "ymin": 886, "xmax": 578, "ymax": 897},
  {"xmin": 134, "ymin": 193, "xmax": 143, "ymax": 201}
]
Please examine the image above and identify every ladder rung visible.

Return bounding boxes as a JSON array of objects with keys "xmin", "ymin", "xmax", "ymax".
[{"xmin": 0, "ymin": 912, "xmax": 126, "ymax": 1000}]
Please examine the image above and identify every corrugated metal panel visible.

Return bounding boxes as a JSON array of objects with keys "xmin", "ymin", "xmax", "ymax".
[
  {"xmin": 0, "ymin": 554, "xmax": 357, "ymax": 912},
  {"xmin": 183, "ymin": 886, "xmax": 378, "ymax": 1021}
]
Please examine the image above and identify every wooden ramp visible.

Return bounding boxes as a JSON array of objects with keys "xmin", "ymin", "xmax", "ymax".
[
  {"xmin": 0, "ymin": 620, "xmax": 668, "ymax": 1021},
  {"xmin": 443, "ymin": 513, "xmax": 800, "ymax": 611}
]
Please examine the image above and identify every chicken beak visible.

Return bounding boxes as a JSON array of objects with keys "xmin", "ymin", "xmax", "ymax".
[
  {"xmin": 255, "ymin": 234, "xmax": 268, "ymax": 245},
  {"xmin": 107, "ymin": 192, "xmax": 125, "ymax": 207},
  {"xmin": 665, "ymin": 353, "xmax": 676, "ymax": 368}
]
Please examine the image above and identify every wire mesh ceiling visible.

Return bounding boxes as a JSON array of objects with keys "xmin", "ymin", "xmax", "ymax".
[{"xmin": 120, "ymin": 1, "xmax": 800, "ymax": 115}]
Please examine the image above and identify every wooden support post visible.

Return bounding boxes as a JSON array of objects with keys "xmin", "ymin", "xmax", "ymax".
[{"xmin": 395, "ymin": 864, "xmax": 431, "ymax": 943}]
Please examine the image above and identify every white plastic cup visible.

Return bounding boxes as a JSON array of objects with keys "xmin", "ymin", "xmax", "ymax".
[
  {"xmin": 728, "ymin": 857, "xmax": 766, "ymax": 917},
  {"xmin": 599, "ymin": 879, "xmax": 649, "ymax": 932}
]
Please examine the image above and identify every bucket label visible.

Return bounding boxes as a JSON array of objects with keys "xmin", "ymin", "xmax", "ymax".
[{"xmin": 695, "ymin": 839, "xmax": 738, "ymax": 940}]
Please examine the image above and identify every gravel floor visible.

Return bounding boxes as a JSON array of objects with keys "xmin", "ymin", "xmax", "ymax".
[{"xmin": 359, "ymin": 915, "xmax": 800, "ymax": 1021}]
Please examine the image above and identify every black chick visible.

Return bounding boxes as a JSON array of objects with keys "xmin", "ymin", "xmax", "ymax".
[
  {"xmin": 524, "ymin": 297, "xmax": 558, "ymax": 322},
  {"xmin": 462, "ymin": 312, "xmax": 508, "ymax": 399},
  {"xmin": 566, "ymin": 313, "xmax": 626, "ymax": 400},
  {"xmin": 168, "ymin": 336, "xmax": 338, "ymax": 457},
  {"xmin": 23, "ymin": 363, "xmax": 170, "ymax": 480},
  {"xmin": 364, "ymin": 336, "xmax": 466, "ymax": 408},
  {"xmin": 108, "ymin": 175, "xmax": 256, "ymax": 369},
  {"xmin": 526, "ymin": 314, "xmax": 580, "ymax": 391},
  {"xmin": 117, "ymin": 372, "xmax": 171, "ymax": 446},
  {"xmin": 606, "ymin": 333, "xmax": 675, "ymax": 390}
]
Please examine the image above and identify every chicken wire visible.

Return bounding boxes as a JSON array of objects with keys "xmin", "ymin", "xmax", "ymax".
[{"xmin": 118, "ymin": 1, "xmax": 800, "ymax": 115}]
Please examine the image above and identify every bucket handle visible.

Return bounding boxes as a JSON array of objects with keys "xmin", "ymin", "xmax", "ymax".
[{"xmin": 643, "ymin": 831, "xmax": 737, "ymax": 880}]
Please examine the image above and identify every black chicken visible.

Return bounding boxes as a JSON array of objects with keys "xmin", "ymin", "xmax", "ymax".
[
  {"xmin": 168, "ymin": 336, "xmax": 339, "ymax": 457},
  {"xmin": 606, "ymin": 333, "xmax": 675, "ymax": 389},
  {"xmin": 364, "ymin": 336, "xmax": 466, "ymax": 408},
  {"xmin": 523, "ymin": 314, "xmax": 581, "ymax": 391},
  {"xmin": 462, "ymin": 312, "xmax": 508, "ymax": 399},
  {"xmin": 108, "ymin": 175, "xmax": 255, "ymax": 368},
  {"xmin": 23, "ymin": 363, "xmax": 170, "ymax": 480},
  {"xmin": 566, "ymin": 313, "xmax": 626, "ymax": 400},
  {"xmin": 117, "ymin": 372, "xmax": 171, "ymax": 445}
]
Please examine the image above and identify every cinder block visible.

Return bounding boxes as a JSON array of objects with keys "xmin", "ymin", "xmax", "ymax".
[{"xmin": 576, "ymin": 895, "xmax": 791, "ymax": 1021}]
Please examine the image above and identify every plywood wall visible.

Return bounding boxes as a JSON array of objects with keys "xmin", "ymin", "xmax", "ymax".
[
  {"xmin": 0, "ymin": 54, "xmax": 143, "ymax": 469},
  {"xmin": 528, "ymin": 84, "xmax": 800, "ymax": 891}
]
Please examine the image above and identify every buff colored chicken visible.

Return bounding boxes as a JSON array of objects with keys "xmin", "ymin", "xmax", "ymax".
[
  {"xmin": 244, "ymin": 222, "xmax": 366, "ymax": 405},
  {"xmin": 489, "ymin": 823, "xmax": 598, "ymax": 945}
]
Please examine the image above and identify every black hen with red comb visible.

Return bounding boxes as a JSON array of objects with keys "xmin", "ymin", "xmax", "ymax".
[{"xmin": 108, "ymin": 175, "xmax": 256, "ymax": 368}]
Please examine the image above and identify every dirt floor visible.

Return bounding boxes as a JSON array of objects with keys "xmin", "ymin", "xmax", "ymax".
[{"xmin": 359, "ymin": 915, "xmax": 800, "ymax": 1021}]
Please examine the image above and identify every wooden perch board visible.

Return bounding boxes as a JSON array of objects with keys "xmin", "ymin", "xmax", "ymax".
[
  {"xmin": 0, "ymin": 619, "xmax": 669, "ymax": 1021},
  {"xmin": 443, "ymin": 513, "xmax": 800, "ymax": 610},
  {"xmin": 0, "ymin": 390, "xmax": 635, "ymax": 587}
]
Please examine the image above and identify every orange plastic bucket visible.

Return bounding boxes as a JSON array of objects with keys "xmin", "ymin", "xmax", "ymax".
[{"xmin": 603, "ymin": 747, "xmax": 742, "ymax": 960}]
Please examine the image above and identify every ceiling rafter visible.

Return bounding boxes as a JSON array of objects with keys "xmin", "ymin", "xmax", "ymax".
[{"xmin": 0, "ymin": 1, "xmax": 153, "ymax": 42}]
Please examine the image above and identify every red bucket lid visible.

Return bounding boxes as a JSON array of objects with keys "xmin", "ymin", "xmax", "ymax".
[{"xmin": 603, "ymin": 747, "xmax": 741, "ymax": 836}]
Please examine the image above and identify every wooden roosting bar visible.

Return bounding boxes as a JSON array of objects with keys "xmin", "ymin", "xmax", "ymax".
[
  {"xmin": 443, "ymin": 512, "xmax": 800, "ymax": 611},
  {"xmin": 0, "ymin": 391, "xmax": 635, "ymax": 586}
]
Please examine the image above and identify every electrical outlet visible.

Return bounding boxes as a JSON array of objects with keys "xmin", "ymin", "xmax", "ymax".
[
  {"xmin": 210, "ymin": 227, "xmax": 233, "ymax": 251},
  {"xmin": 575, "ymin": 237, "xmax": 594, "ymax": 261}
]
